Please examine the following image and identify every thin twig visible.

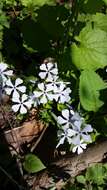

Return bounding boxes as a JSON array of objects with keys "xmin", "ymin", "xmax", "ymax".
[
  {"xmin": 0, "ymin": 103, "xmax": 23, "ymax": 176},
  {"xmin": 31, "ymin": 124, "xmax": 48, "ymax": 152},
  {"xmin": 32, "ymin": 139, "xmax": 107, "ymax": 190},
  {"xmin": 0, "ymin": 165, "xmax": 26, "ymax": 190},
  {"xmin": 0, "ymin": 103, "xmax": 22, "ymax": 152}
]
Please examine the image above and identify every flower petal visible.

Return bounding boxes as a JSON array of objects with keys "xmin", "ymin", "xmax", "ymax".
[
  {"xmin": 46, "ymin": 75, "xmax": 58, "ymax": 82},
  {"xmin": 81, "ymin": 143, "xmax": 87, "ymax": 149},
  {"xmin": 71, "ymin": 135, "xmax": 80, "ymax": 145},
  {"xmin": 67, "ymin": 136, "xmax": 72, "ymax": 144},
  {"xmin": 46, "ymin": 73, "xmax": 54, "ymax": 82},
  {"xmin": 62, "ymin": 109, "xmax": 69, "ymax": 120},
  {"xmin": 82, "ymin": 124, "xmax": 93, "ymax": 133},
  {"xmin": 50, "ymin": 68, "xmax": 58, "ymax": 75},
  {"xmin": 56, "ymin": 137, "xmax": 65, "ymax": 148},
  {"xmin": 77, "ymin": 146, "xmax": 84, "ymax": 154},
  {"xmin": 47, "ymin": 62, "xmax": 53, "ymax": 70},
  {"xmin": 71, "ymin": 113, "xmax": 83, "ymax": 122},
  {"xmin": 1, "ymin": 75, "xmax": 7, "ymax": 83},
  {"xmin": 12, "ymin": 93, "xmax": 20, "ymax": 103},
  {"xmin": 39, "ymin": 72, "xmax": 47, "ymax": 79},
  {"xmin": 81, "ymin": 134, "xmax": 92, "ymax": 142},
  {"xmin": 46, "ymin": 84, "xmax": 53, "ymax": 92},
  {"xmin": 67, "ymin": 128, "xmax": 77, "ymax": 137},
  {"xmin": 33, "ymin": 91, "xmax": 43, "ymax": 97},
  {"xmin": 17, "ymin": 86, "xmax": 26, "ymax": 93},
  {"xmin": 40, "ymin": 63, "xmax": 47, "ymax": 71},
  {"xmin": 59, "ymin": 95, "xmax": 67, "ymax": 103},
  {"xmin": 57, "ymin": 116, "xmax": 67, "ymax": 125},
  {"xmin": 24, "ymin": 100, "xmax": 32, "ymax": 109},
  {"xmin": 70, "ymin": 109, "xmax": 75, "ymax": 116},
  {"xmin": 5, "ymin": 87, "xmax": 13, "ymax": 95},
  {"xmin": 74, "ymin": 120, "xmax": 82, "ymax": 131},
  {"xmin": 38, "ymin": 83, "xmax": 45, "ymax": 91},
  {"xmin": 12, "ymin": 90, "xmax": 20, "ymax": 99},
  {"xmin": 46, "ymin": 83, "xmax": 54, "ymax": 91},
  {"xmin": 47, "ymin": 93, "xmax": 54, "ymax": 101},
  {"xmin": 40, "ymin": 95, "xmax": 47, "ymax": 104},
  {"xmin": 15, "ymin": 78, "xmax": 23, "ymax": 86},
  {"xmin": 20, "ymin": 105, "xmax": 27, "ymax": 114},
  {"xmin": 64, "ymin": 87, "xmax": 71, "ymax": 94},
  {"xmin": 0, "ymin": 63, "xmax": 8, "ymax": 72},
  {"xmin": 3, "ymin": 70, "xmax": 13, "ymax": 76},
  {"xmin": 72, "ymin": 146, "xmax": 77, "ymax": 153},
  {"xmin": 22, "ymin": 94, "xmax": 28, "ymax": 102},
  {"xmin": 6, "ymin": 79, "xmax": 13, "ymax": 87},
  {"xmin": 12, "ymin": 104, "xmax": 20, "ymax": 112}
]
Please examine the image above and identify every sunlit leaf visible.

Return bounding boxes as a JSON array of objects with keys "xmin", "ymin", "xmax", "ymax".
[
  {"xmin": 86, "ymin": 164, "xmax": 105, "ymax": 185},
  {"xmin": 102, "ymin": 0, "xmax": 107, "ymax": 4},
  {"xmin": 21, "ymin": 0, "xmax": 55, "ymax": 7},
  {"xmin": 72, "ymin": 25, "xmax": 107, "ymax": 71},
  {"xmin": 23, "ymin": 154, "xmax": 46, "ymax": 173},
  {"xmin": 92, "ymin": 13, "xmax": 107, "ymax": 32},
  {"xmin": 76, "ymin": 175, "xmax": 86, "ymax": 184},
  {"xmin": 79, "ymin": 70, "xmax": 107, "ymax": 112}
]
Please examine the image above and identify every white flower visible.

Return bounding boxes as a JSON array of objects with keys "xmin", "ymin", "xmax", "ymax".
[
  {"xmin": 56, "ymin": 109, "xmax": 93, "ymax": 152},
  {"xmin": 29, "ymin": 93, "xmax": 39, "ymax": 107},
  {"xmin": 72, "ymin": 140, "xmax": 87, "ymax": 154},
  {"xmin": 54, "ymin": 83, "xmax": 71, "ymax": 103},
  {"xmin": 46, "ymin": 76, "xmax": 59, "ymax": 92},
  {"xmin": 33, "ymin": 83, "xmax": 54, "ymax": 104},
  {"xmin": 71, "ymin": 120, "xmax": 93, "ymax": 144},
  {"xmin": 57, "ymin": 109, "xmax": 74, "ymax": 127},
  {"xmin": 39, "ymin": 62, "xmax": 58, "ymax": 81},
  {"xmin": 56, "ymin": 125, "xmax": 76, "ymax": 148},
  {"xmin": 0, "ymin": 62, "xmax": 13, "ymax": 84},
  {"xmin": 5, "ymin": 78, "xmax": 26, "ymax": 98},
  {"xmin": 70, "ymin": 112, "xmax": 84, "ymax": 123},
  {"xmin": 12, "ymin": 94, "xmax": 32, "ymax": 114}
]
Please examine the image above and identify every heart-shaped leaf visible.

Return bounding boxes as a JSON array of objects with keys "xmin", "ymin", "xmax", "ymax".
[
  {"xmin": 79, "ymin": 70, "xmax": 107, "ymax": 112},
  {"xmin": 72, "ymin": 25, "xmax": 107, "ymax": 71},
  {"xmin": 23, "ymin": 154, "xmax": 46, "ymax": 173}
]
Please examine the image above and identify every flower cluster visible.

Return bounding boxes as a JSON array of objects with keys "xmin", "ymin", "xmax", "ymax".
[
  {"xmin": 0, "ymin": 62, "xmax": 13, "ymax": 85},
  {"xmin": 0, "ymin": 62, "xmax": 32, "ymax": 113},
  {"xmin": 0, "ymin": 61, "xmax": 93, "ymax": 155},
  {"xmin": 1, "ymin": 61, "xmax": 71, "ymax": 113},
  {"xmin": 31, "ymin": 62, "xmax": 71, "ymax": 105},
  {"xmin": 0, "ymin": 62, "xmax": 13, "ymax": 101},
  {"xmin": 56, "ymin": 109, "xmax": 93, "ymax": 154}
]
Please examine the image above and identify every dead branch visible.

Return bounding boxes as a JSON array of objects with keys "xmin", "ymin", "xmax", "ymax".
[{"xmin": 31, "ymin": 140, "xmax": 107, "ymax": 190}]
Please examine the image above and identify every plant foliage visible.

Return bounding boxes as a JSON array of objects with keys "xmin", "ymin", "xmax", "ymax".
[
  {"xmin": 79, "ymin": 70, "xmax": 107, "ymax": 112},
  {"xmin": 0, "ymin": 0, "xmax": 107, "ymax": 186}
]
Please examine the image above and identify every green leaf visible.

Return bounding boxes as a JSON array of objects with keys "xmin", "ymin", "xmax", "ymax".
[
  {"xmin": 21, "ymin": 18, "xmax": 51, "ymax": 54},
  {"xmin": 23, "ymin": 154, "xmax": 46, "ymax": 173},
  {"xmin": 102, "ymin": 0, "xmax": 107, "ymax": 4},
  {"xmin": 92, "ymin": 13, "xmax": 107, "ymax": 32},
  {"xmin": 79, "ymin": 70, "xmax": 106, "ymax": 112},
  {"xmin": 21, "ymin": 0, "xmax": 55, "ymax": 7},
  {"xmin": 36, "ymin": 6, "xmax": 69, "ymax": 40},
  {"xmin": 76, "ymin": 175, "xmax": 86, "ymax": 184},
  {"xmin": 86, "ymin": 164, "xmax": 105, "ymax": 185},
  {"xmin": 79, "ymin": 0, "xmax": 104, "ymax": 14},
  {"xmin": 71, "ymin": 25, "xmax": 107, "ymax": 71}
]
